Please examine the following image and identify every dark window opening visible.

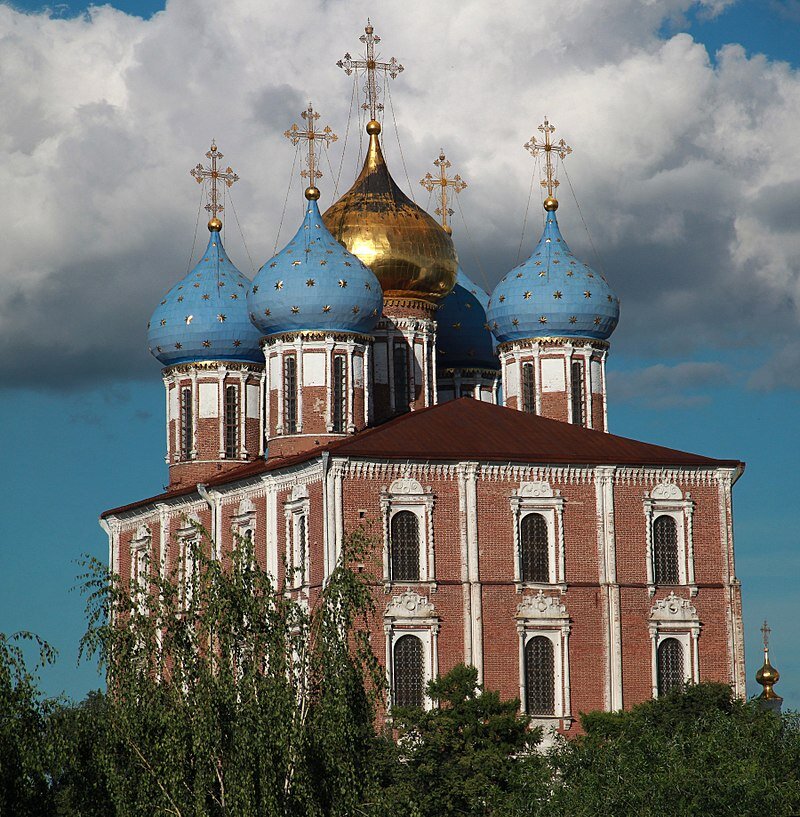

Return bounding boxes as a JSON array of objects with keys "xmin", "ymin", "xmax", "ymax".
[
  {"xmin": 393, "ymin": 634, "xmax": 424, "ymax": 708},
  {"xmin": 332, "ymin": 356, "xmax": 347, "ymax": 433},
  {"xmin": 653, "ymin": 515, "xmax": 680, "ymax": 584},
  {"xmin": 390, "ymin": 511, "xmax": 420, "ymax": 582},
  {"xmin": 522, "ymin": 362, "xmax": 536, "ymax": 414},
  {"xmin": 180, "ymin": 387, "xmax": 193, "ymax": 460},
  {"xmin": 224, "ymin": 385, "xmax": 239, "ymax": 459},
  {"xmin": 284, "ymin": 356, "xmax": 298, "ymax": 434},
  {"xmin": 657, "ymin": 637, "xmax": 684, "ymax": 696},
  {"xmin": 393, "ymin": 345, "xmax": 410, "ymax": 413},
  {"xmin": 571, "ymin": 360, "xmax": 584, "ymax": 426},
  {"xmin": 525, "ymin": 635, "xmax": 555, "ymax": 715},
  {"xmin": 520, "ymin": 513, "xmax": 549, "ymax": 583}
]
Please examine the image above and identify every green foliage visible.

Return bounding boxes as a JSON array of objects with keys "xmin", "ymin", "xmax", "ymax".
[
  {"xmin": 373, "ymin": 663, "xmax": 547, "ymax": 817},
  {"xmin": 0, "ymin": 630, "xmax": 57, "ymax": 817},
  {"xmin": 76, "ymin": 522, "xmax": 385, "ymax": 817},
  {"xmin": 543, "ymin": 683, "xmax": 800, "ymax": 817}
]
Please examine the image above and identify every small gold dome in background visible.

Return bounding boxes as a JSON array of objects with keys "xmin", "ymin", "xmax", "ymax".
[
  {"xmin": 207, "ymin": 217, "xmax": 223, "ymax": 232},
  {"xmin": 305, "ymin": 186, "xmax": 321, "ymax": 201},
  {"xmin": 323, "ymin": 127, "xmax": 458, "ymax": 302},
  {"xmin": 543, "ymin": 196, "xmax": 559, "ymax": 212},
  {"xmin": 366, "ymin": 119, "xmax": 382, "ymax": 135},
  {"xmin": 756, "ymin": 655, "xmax": 781, "ymax": 699}
]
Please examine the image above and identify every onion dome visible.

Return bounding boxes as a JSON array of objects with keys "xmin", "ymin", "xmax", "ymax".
[
  {"xmin": 487, "ymin": 204, "xmax": 619, "ymax": 344},
  {"xmin": 148, "ymin": 223, "xmax": 262, "ymax": 366},
  {"xmin": 322, "ymin": 121, "xmax": 458, "ymax": 303},
  {"xmin": 248, "ymin": 192, "xmax": 383, "ymax": 337},
  {"xmin": 436, "ymin": 269, "xmax": 498, "ymax": 370},
  {"xmin": 756, "ymin": 620, "xmax": 782, "ymax": 705}
]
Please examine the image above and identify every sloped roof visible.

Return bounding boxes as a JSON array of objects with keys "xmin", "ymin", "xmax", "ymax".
[{"xmin": 102, "ymin": 398, "xmax": 742, "ymax": 518}]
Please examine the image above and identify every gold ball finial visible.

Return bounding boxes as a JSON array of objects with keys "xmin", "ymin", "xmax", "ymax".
[
  {"xmin": 366, "ymin": 120, "xmax": 381, "ymax": 135},
  {"xmin": 543, "ymin": 196, "xmax": 559, "ymax": 212},
  {"xmin": 208, "ymin": 217, "xmax": 222, "ymax": 232},
  {"xmin": 305, "ymin": 186, "xmax": 321, "ymax": 201}
]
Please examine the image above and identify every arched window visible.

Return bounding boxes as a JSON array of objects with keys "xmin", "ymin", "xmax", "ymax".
[
  {"xmin": 571, "ymin": 360, "xmax": 584, "ymax": 426},
  {"xmin": 653, "ymin": 515, "xmax": 679, "ymax": 584},
  {"xmin": 284, "ymin": 356, "xmax": 298, "ymax": 434},
  {"xmin": 393, "ymin": 634, "xmax": 424, "ymax": 708},
  {"xmin": 657, "ymin": 638, "xmax": 684, "ymax": 696},
  {"xmin": 224, "ymin": 384, "xmax": 239, "ymax": 459},
  {"xmin": 332, "ymin": 356, "xmax": 347, "ymax": 433},
  {"xmin": 390, "ymin": 511, "xmax": 420, "ymax": 582},
  {"xmin": 520, "ymin": 513, "xmax": 549, "ymax": 583},
  {"xmin": 524, "ymin": 636, "xmax": 555, "ymax": 716},
  {"xmin": 180, "ymin": 387, "xmax": 193, "ymax": 460},
  {"xmin": 393, "ymin": 345, "xmax": 410, "ymax": 413},
  {"xmin": 521, "ymin": 362, "xmax": 536, "ymax": 414}
]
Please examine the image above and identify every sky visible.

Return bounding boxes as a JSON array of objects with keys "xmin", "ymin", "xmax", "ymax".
[{"xmin": 0, "ymin": 0, "xmax": 798, "ymax": 707}]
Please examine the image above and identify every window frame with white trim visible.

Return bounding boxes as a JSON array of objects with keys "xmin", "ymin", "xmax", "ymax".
[
  {"xmin": 510, "ymin": 481, "xmax": 566, "ymax": 591},
  {"xmin": 284, "ymin": 486, "xmax": 310, "ymax": 591},
  {"xmin": 380, "ymin": 478, "xmax": 435, "ymax": 590},
  {"xmin": 648, "ymin": 591, "xmax": 701, "ymax": 698},
  {"xmin": 643, "ymin": 483, "xmax": 696, "ymax": 595}
]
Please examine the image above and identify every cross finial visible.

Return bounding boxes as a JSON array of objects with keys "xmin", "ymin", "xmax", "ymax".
[
  {"xmin": 190, "ymin": 140, "xmax": 240, "ymax": 231},
  {"xmin": 524, "ymin": 117, "xmax": 572, "ymax": 211},
  {"xmin": 761, "ymin": 619, "xmax": 771, "ymax": 654},
  {"xmin": 337, "ymin": 20, "xmax": 404, "ymax": 129},
  {"xmin": 420, "ymin": 148, "xmax": 467, "ymax": 235},
  {"xmin": 284, "ymin": 103, "xmax": 338, "ymax": 201}
]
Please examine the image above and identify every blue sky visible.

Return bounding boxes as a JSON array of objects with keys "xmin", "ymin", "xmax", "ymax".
[{"xmin": 1, "ymin": 0, "xmax": 798, "ymax": 709}]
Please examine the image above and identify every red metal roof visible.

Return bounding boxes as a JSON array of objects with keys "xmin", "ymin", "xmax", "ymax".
[{"xmin": 102, "ymin": 399, "xmax": 742, "ymax": 518}]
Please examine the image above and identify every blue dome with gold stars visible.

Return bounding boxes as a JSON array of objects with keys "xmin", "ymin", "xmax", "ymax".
[
  {"xmin": 147, "ymin": 226, "xmax": 263, "ymax": 366},
  {"xmin": 248, "ymin": 197, "xmax": 382, "ymax": 337},
  {"xmin": 436, "ymin": 269, "xmax": 498, "ymax": 371},
  {"xmin": 487, "ymin": 207, "xmax": 619, "ymax": 344}
]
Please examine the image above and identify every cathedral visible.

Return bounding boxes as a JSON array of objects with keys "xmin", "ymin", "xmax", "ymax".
[{"xmin": 101, "ymin": 22, "xmax": 746, "ymax": 736}]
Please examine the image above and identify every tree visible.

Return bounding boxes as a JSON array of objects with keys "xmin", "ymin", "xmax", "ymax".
[
  {"xmin": 543, "ymin": 683, "xmax": 800, "ymax": 817},
  {"xmin": 0, "ymin": 630, "xmax": 56, "ymax": 817},
  {"xmin": 79, "ymin": 523, "xmax": 385, "ymax": 817},
  {"xmin": 374, "ymin": 663, "xmax": 547, "ymax": 817}
]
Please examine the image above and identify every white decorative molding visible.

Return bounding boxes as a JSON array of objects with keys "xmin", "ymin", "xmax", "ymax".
[
  {"xmin": 518, "ymin": 481, "xmax": 555, "ymax": 498},
  {"xmin": 649, "ymin": 591, "xmax": 698, "ymax": 624},
  {"xmin": 385, "ymin": 590, "xmax": 438, "ymax": 624},
  {"xmin": 650, "ymin": 482, "xmax": 683, "ymax": 500},
  {"xmin": 516, "ymin": 590, "xmax": 569, "ymax": 623},
  {"xmin": 510, "ymin": 482, "xmax": 565, "ymax": 589},
  {"xmin": 648, "ymin": 592, "xmax": 701, "ymax": 696},
  {"xmin": 388, "ymin": 477, "xmax": 424, "ymax": 495}
]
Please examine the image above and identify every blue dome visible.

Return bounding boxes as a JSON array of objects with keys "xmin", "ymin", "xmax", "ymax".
[
  {"xmin": 436, "ymin": 269, "xmax": 498, "ymax": 371},
  {"xmin": 248, "ymin": 198, "xmax": 383, "ymax": 337},
  {"xmin": 148, "ymin": 229, "xmax": 263, "ymax": 366},
  {"xmin": 487, "ymin": 208, "xmax": 619, "ymax": 344}
]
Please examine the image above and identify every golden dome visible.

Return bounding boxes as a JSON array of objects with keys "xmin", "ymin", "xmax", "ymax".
[
  {"xmin": 322, "ymin": 126, "xmax": 458, "ymax": 302},
  {"xmin": 756, "ymin": 653, "xmax": 781, "ymax": 700}
]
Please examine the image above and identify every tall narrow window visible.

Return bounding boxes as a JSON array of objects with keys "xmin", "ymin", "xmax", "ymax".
[
  {"xmin": 520, "ymin": 513, "xmax": 549, "ymax": 583},
  {"xmin": 653, "ymin": 515, "xmax": 679, "ymax": 584},
  {"xmin": 657, "ymin": 638, "xmax": 684, "ymax": 696},
  {"xmin": 525, "ymin": 636, "xmax": 555, "ymax": 716},
  {"xmin": 393, "ymin": 345, "xmax": 409, "ymax": 413},
  {"xmin": 521, "ymin": 362, "xmax": 536, "ymax": 414},
  {"xmin": 390, "ymin": 511, "xmax": 420, "ymax": 582},
  {"xmin": 332, "ymin": 356, "xmax": 347, "ymax": 433},
  {"xmin": 284, "ymin": 356, "xmax": 297, "ymax": 434},
  {"xmin": 571, "ymin": 360, "xmax": 584, "ymax": 426},
  {"xmin": 224, "ymin": 385, "xmax": 239, "ymax": 459},
  {"xmin": 180, "ymin": 387, "xmax": 193, "ymax": 460},
  {"xmin": 393, "ymin": 634, "xmax": 424, "ymax": 708},
  {"xmin": 297, "ymin": 514, "xmax": 307, "ymax": 585}
]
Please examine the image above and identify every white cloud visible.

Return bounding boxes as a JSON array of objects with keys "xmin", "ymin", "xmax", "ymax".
[{"xmin": 1, "ymin": 0, "xmax": 798, "ymax": 388}]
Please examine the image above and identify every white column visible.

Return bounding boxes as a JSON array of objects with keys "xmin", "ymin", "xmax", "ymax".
[
  {"xmin": 584, "ymin": 348, "xmax": 593, "ymax": 429},
  {"xmin": 432, "ymin": 625, "xmax": 440, "ymax": 679},
  {"xmin": 346, "ymin": 343, "xmax": 355, "ymax": 431},
  {"xmin": 457, "ymin": 466, "xmax": 473, "ymax": 664},
  {"xmin": 533, "ymin": 343, "xmax": 542, "ymax": 415},
  {"xmin": 691, "ymin": 627, "xmax": 700, "ymax": 683},
  {"xmin": 601, "ymin": 352, "xmax": 609, "ymax": 432},
  {"xmin": 333, "ymin": 462, "xmax": 344, "ymax": 565},
  {"xmin": 190, "ymin": 368, "xmax": 198, "ymax": 458},
  {"xmin": 649, "ymin": 626, "xmax": 659, "ymax": 698},
  {"xmin": 163, "ymin": 376, "xmax": 171, "ymax": 464},
  {"xmin": 325, "ymin": 339, "xmax": 334, "ymax": 432},
  {"xmin": 562, "ymin": 626, "xmax": 572, "ymax": 718},
  {"xmin": 596, "ymin": 465, "xmax": 621, "ymax": 710},
  {"xmin": 260, "ymin": 351, "xmax": 268, "ymax": 457},
  {"xmin": 363, "ymin": 343, "xmax": 372, "ymax": 426},
  {"xmin": 464, "ymin": 462, "xmax": 482, "ymax": 682},
  {"xmin": 685, "ymin": 503, "xmax": 696, "ymax": 586},
  {"xmin": 217, "ymin": 367, "xmax": 226, "ymax": 459},
  {"xmin": 276, "ymin": 348, "xmax": 285, "ymax": 434},
  {"xmin": 517, "ymin": 627, "xmax": 526, "ymax": 713},
  {"xmin": 238, "ymin": 370, "xmax": 247, "ymax": 458},
  {"xmin": 295, "ymin": 337, "xmax": 304, "ymax": 432}
]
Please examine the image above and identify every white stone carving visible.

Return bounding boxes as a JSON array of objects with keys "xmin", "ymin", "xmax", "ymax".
[
  {"xmin": 650, "ymin": 483, "xmax": 683, "ymax": 500},
  {"xmin": 237, "ymin": 497, "xmax": 256, "ymax": 517},
  {"xmin": 385, "ymin": 590, "xmax": 437, "ymax": 621},
  {"xmin": 518, "ymin": 481, "xmax": 555, "ymax": 498},
  {"xmin": 290, "ymin": 484, "xmax": 309, "ymax": 501},
  {"xmin": 388, "ymin": 477, "xmax": 424, "ymax": 495},
  {"xmin": 516, "ymin": 590, "xmax": 568, "ymax": 620},
  {"xmin": 650, "ymin": 592, "xmax": 698, "ymax": 622},
  {"xmin": 133, "ymin": 523, "xmax": 152, "ymax": 542}
]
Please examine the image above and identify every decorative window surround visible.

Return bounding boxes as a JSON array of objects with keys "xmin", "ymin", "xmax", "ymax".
[
  {"xmin": 643, "ymin": 483, "xmax": 696, "ymax": 596},
  {"xmin": 648, "ymin": 592, "xmax": 701, "ymax": 697},
  {"xmin": 284, "ymin": 485, "xmax": 310, "ymax": 591},
  {"xmin": 380, "ymin": 478, "xmax": 435, "ymax": 591},
  {"xmin": 384, "ymin": 590, "xmax": 440, "ymax": 711},
  {"xmin": 510, "ymin": 481, "xmax": 566, "ymax": 591},
  {"xmin": 175, "ymin": 514, "xmax": 202, "ymax": 604},
  {"xmin": 515, "ymin": 591, "xmax": 572, "ymax": 728},
  {"xmin": 130, "ymin": 524, "xmax": 152, "ymax": 604},
  {"xmin": 230, "ymin": 497, "xmax": 256, "ymax": 562}
]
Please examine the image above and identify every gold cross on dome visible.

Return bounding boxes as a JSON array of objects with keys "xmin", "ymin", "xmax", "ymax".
[
  {"xmin": 337, "ymin": 19, "xmax": 404, "ymax": 124},
  {"xmin": 524, "ymin": 117, "xmax": 572, "ymax": 199},
  {"xmin": 761, "ymin": 620, "xmax": 771, "ymax": 651},
  {"xmin": 420, "ymin": 149, "xmax": 467, "ymax": 235},
  {"xmin": 284, "ymin": 103, "xmax": 338, "ymax": 187},
  {"xmin": 190, "ymin": 141, "xmax": 239, "ymax": 224}
]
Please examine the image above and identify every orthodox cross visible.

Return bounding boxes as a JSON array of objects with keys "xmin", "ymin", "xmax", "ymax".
[
  {"xmin": 761, "ymin": 620, "xmax": 771, "ymax": 654},
  {"xmin": 420, "ymin": 149, "xmax": 467, "ymax": 234},
  {"xmin": 337, "ymin": 20, "xmax": 404, "ymax": 123},
  {"xmin": 524, "ymin": 117, "xmax": 572, "ymax": 199},
  {"xmin": 284, "ymin": 103, "xmax": 338, "ymax": 189},
  {"xmin": 190, "ymin": 140, "xmax": 240, "ymax": 223}
]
